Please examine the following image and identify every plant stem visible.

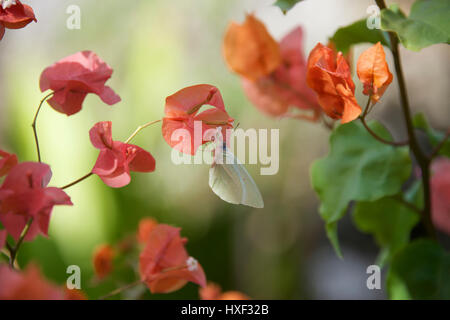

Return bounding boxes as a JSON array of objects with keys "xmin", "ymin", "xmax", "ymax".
[
  {"xmin": 61, "ymin": 172, "xmax": 93, "ymax": 190},
  {"xmin": 32, "ymin": 92, "xmax": 55, "ymax": 163},
  {"xmin": 359, "ymin": 98, "xmax": 408, "ymax": 147},
  {"xmin": 429, "ymin": 129, "xmax": 449, "ymax": 160},
  {"xmin": 99, "ymin": 279, "xmax": 144, "ymax": 300},
  {"xmin": 376, "ymin": 0, "xmax": 436, "ymax": 238},
  {"xmin": 125, "ymin": 119, "xmax": 162, "ymax": 144},
  {"xmin": 9, "ymin": 218, "xmax": 33, "ymax": 269}
]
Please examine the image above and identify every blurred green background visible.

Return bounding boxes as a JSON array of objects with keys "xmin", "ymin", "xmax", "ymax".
[{"xmin": 0, "ymin": 0, "xmax": 448, "ymax": 299}]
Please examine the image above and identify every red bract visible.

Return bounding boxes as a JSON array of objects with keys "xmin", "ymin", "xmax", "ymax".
[
  {"xmin": 39, "ymin": 51, "xmax": 121, "ymax": 116},
  {"xmin": 139, "ymin": 224, "xmax": 206, "ymax": 294},
  {"xmin": 0, "ymin": 162, "xmax": 72, "ymax": 241},
  {"xmin": 0, "ymin": 149, "xmax": 17, "ymax": 177},
  {"xmin": 0, "ymin": 264, "xmax": 65, "ymax": 300},
  {"xmin": 0, "ymin": 0, "xmax": 36, "ymax": 41},
  {"xmin": 242, "ymin": 26, "xmax": 321, "ymax": 119},
  {"xmin": 431, "ymin": 158, "xmax": 450, "ymax": 235},
  {"xmin": 306, "ymin": 43, "xmax": 362, "ymax": 123},
  {"xmin": 162, "ymin": 84, "xmax": 234, "ymax": 155},
  {"xmin": 90, "ymin": 121, "xmax": 156, "ymax": 188}
]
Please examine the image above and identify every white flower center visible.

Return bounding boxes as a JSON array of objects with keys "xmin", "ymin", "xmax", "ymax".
[
  {"xmin": 1, "ymin": 0, "xmax": 17, "ymax": 10},
  {"xmin": 186, "ymin": 257, "xmax": 198, "ymax": 271}
]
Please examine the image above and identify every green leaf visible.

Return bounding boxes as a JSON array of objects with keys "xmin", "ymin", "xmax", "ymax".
[
  {"xmin": 413, "ymin": 113, "xmax": 450, "ymax": 158},
  {"xmin": 381, "ymin": 0, "xmax": 450, "ymax": 51},
  {"xmin": 353, "ymin": 197, "xmax": 420, "ymax": 266},
  {"xmin": 274, "ymin": 0, "xmax": 305, "ymax": 14},
  {"xmin": 387, "ymin": 239, "xmax": 450, "ymax": 299},
  {"xmin": 330, "ymin": 19, "xmax": 390, "ymax": 54},
  {"xmin": 310, "ymin": 120, "xmax": 412, "ymax": 256}
]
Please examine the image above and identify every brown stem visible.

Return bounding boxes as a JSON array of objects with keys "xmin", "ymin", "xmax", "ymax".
[
  {"xmin": 125, "ymin": 119, "xmax": 162, "ymax": 144},
  {"xmin": 390, "ymin": 194, "xmax": 421, "ymax": 215},
  {"xmin": 360, "ymin": 116, "xmax": 409, "ymax": 146},
  {"xmin": 376, "ymin": 0, "xmax": 435, "ymax": 238},
  {"xmin": 360, "ymin": 98, "xmax": 408, "ymax": 146},
  {"xmin": 31, "ymin": 92, "xmax": 55, "ymax": 163},
  {"xmin": 99, "ymin": 279, "xmax": 144, "ymax": 300},
  {"xmin": 61, "ymin": 172, "xmax": 93, "ymax": 190},
  {"xmin": 429, "ymin": 129, "xmax": 449, "ymax": 160},
  {"xmin": 8, "ymin": 218, "xmax": 33, "ymax": 269}
]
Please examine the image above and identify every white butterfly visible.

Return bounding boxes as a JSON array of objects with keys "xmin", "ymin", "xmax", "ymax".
[{"xmin": 208, "ymin": 128, "xmax": 264, "ymax": 208}]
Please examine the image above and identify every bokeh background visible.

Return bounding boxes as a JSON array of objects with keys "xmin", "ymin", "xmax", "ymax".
[{"xmin": 0, "ymin": 0, "xmax": 448, "ymax": 299}]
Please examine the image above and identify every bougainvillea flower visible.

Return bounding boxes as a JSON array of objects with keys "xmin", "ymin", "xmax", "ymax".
[
  {"xmin": 39, "ymin": 51, "xmax": 121, "ymax": 116},
  {"xmin": 220, "ymin": 291, "xmax": 251, "ymax": 300},
  {"xmin": 199, "ymin": 282, "xmax": 250, "ymax": 300},
  {"xmin": 200, "ymin": 283, "xmax": 250, "ymax": 300},
  {"xmin": 0, "ymin": 264, "xmax": 66, "ymax": 300},
  {"xmin": 137, "ymin": 217, "xmax": 158, "ymax": 244},
  {"xmin": 64, "ymin": 288, "xmax": 87, "ymax": 300},
  {"xmin": 0, "ymin": 162, "xmax": 72, "ymax": 241},
  {"xmin": 306, "ymin": 43, "xmax": 362, "ymax": 123},
  {"xmin": 242, "ymin": 26, "xmax": 321, "ymax": 119},
  {"xmin": 199, "ymin": 282, "xmax": 222, "ymax": 300},
  {"xmin": 90, "ymin": 121, "xmax": 156, "ymax": 188},
  {"xmin": 139, "ymin": 224, "xmax": 206, "ymax": 294},
  {"xmin": 0, "ymin": 0, "xmax": 36, "ymax": 41},
  {"xmin": 0, "ymin": 149, "xmax": 17, "ymax": 177},
  {"xmin": 326, "ymin": 41, "xmax": 353, "ymax": 73},
  {"xmin": 223, "ymin": 14, "xmax": 281, "ymax": 80},
  {"xmin": 431, "ymin": 158, "xmax": 450, "ymax": 235},
  {"xmin": 357, "ymin": 42, "xmax": 393, "ymax": 103},
  {"xmin": 0, "ymin": 229, "xmax": 6, "ymax": 250},
  {"xmin": 93, "ymin": 244, "xmax": 115, "ymax": 279},
  {"xmin": 162, "ymin": 84, "xmax": 234, "ymax": 155}
]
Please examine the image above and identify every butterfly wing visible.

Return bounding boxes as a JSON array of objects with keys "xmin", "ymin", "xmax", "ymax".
[{"xmin": 208, "ymin": 149, "xmax": 264, "ymax": 208}]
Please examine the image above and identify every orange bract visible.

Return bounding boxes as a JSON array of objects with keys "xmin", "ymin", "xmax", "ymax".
[
  {"xmin": 223, "ymin": 14, "xmax": 281, "ymax": 80},
  {"xmin": 357, "ymin": 42, "xmax": 393, "ymax": 103},
  {"xmin": 137, "ymin": 217, "xmax": 158, "ymax": 244},
  {"xmin": 199, "ymin": 282, "xmax": 250, "ymax": 300},
  {"xmin": 241, "ymin": 26, "xmax": 322, "ymax": 120},
  {"xmin": 306, "ymin": 43, "xmax": 361, "ymax": 123},
  {"xmin": 93, "ymin": 244, "xmax": 115, "ymax": 279},
  {"xmin": 139, "ymin": 224, "xmax": 206, "ymax": 294}
]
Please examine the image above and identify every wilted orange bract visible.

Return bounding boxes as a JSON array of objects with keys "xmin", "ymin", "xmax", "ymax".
[
  {"xmin": 306, "ymin": 43, "xmax": 361, "ymax": 123},
  {"xmin": 357, "ymin": 42, "xmax": 393, "ymax": 103},
  {"xmin": 139, "ymin": 224, "xmax": 206, "ymax": 294},
  {"xmin": 93, "ymin": 244, "xmax": 115, "ymax": 279},
  {"xmin": 242, "ymin": 26, "xmax": 321, "ymax": 120},
  {"xmin": 223, "ymin": 14, "xmax": 281, "ymax": 80}
]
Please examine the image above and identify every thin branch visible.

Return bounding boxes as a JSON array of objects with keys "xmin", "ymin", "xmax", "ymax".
[
  {"xmin": 375, "ymin": 0, "xmax": 435, "ymax": 239},
  {"xmin": 429, "ymin": 129, "xmax": 449, "ymax": 160},
  {"xmin": 359, "ymin": 118, "xmax": 409, "ymax": 147},
  {"xmin": 32, "ymin": 92, "xmax": 55, "ymax": 163},
  {"xmin": 125, "ymin": 119, "xmax": 162, "ymax": 144},
  {"xmin": 359, "ymin": 98, "xmax": 408, "ymax": 146},
  {"xmin": 390, "ymin": 195, "xmax": 421, "ymax": 215},
  {"xmin": 99, "ymin": 279, "xmax": 144, "ymax": 300},
  {"xmin": 61, "ymin": 172, "xmax": 93, "ymax": 190},
  {"xmin": 8, "ymin": 218, "xmax": 33, "ymax": 269}
]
